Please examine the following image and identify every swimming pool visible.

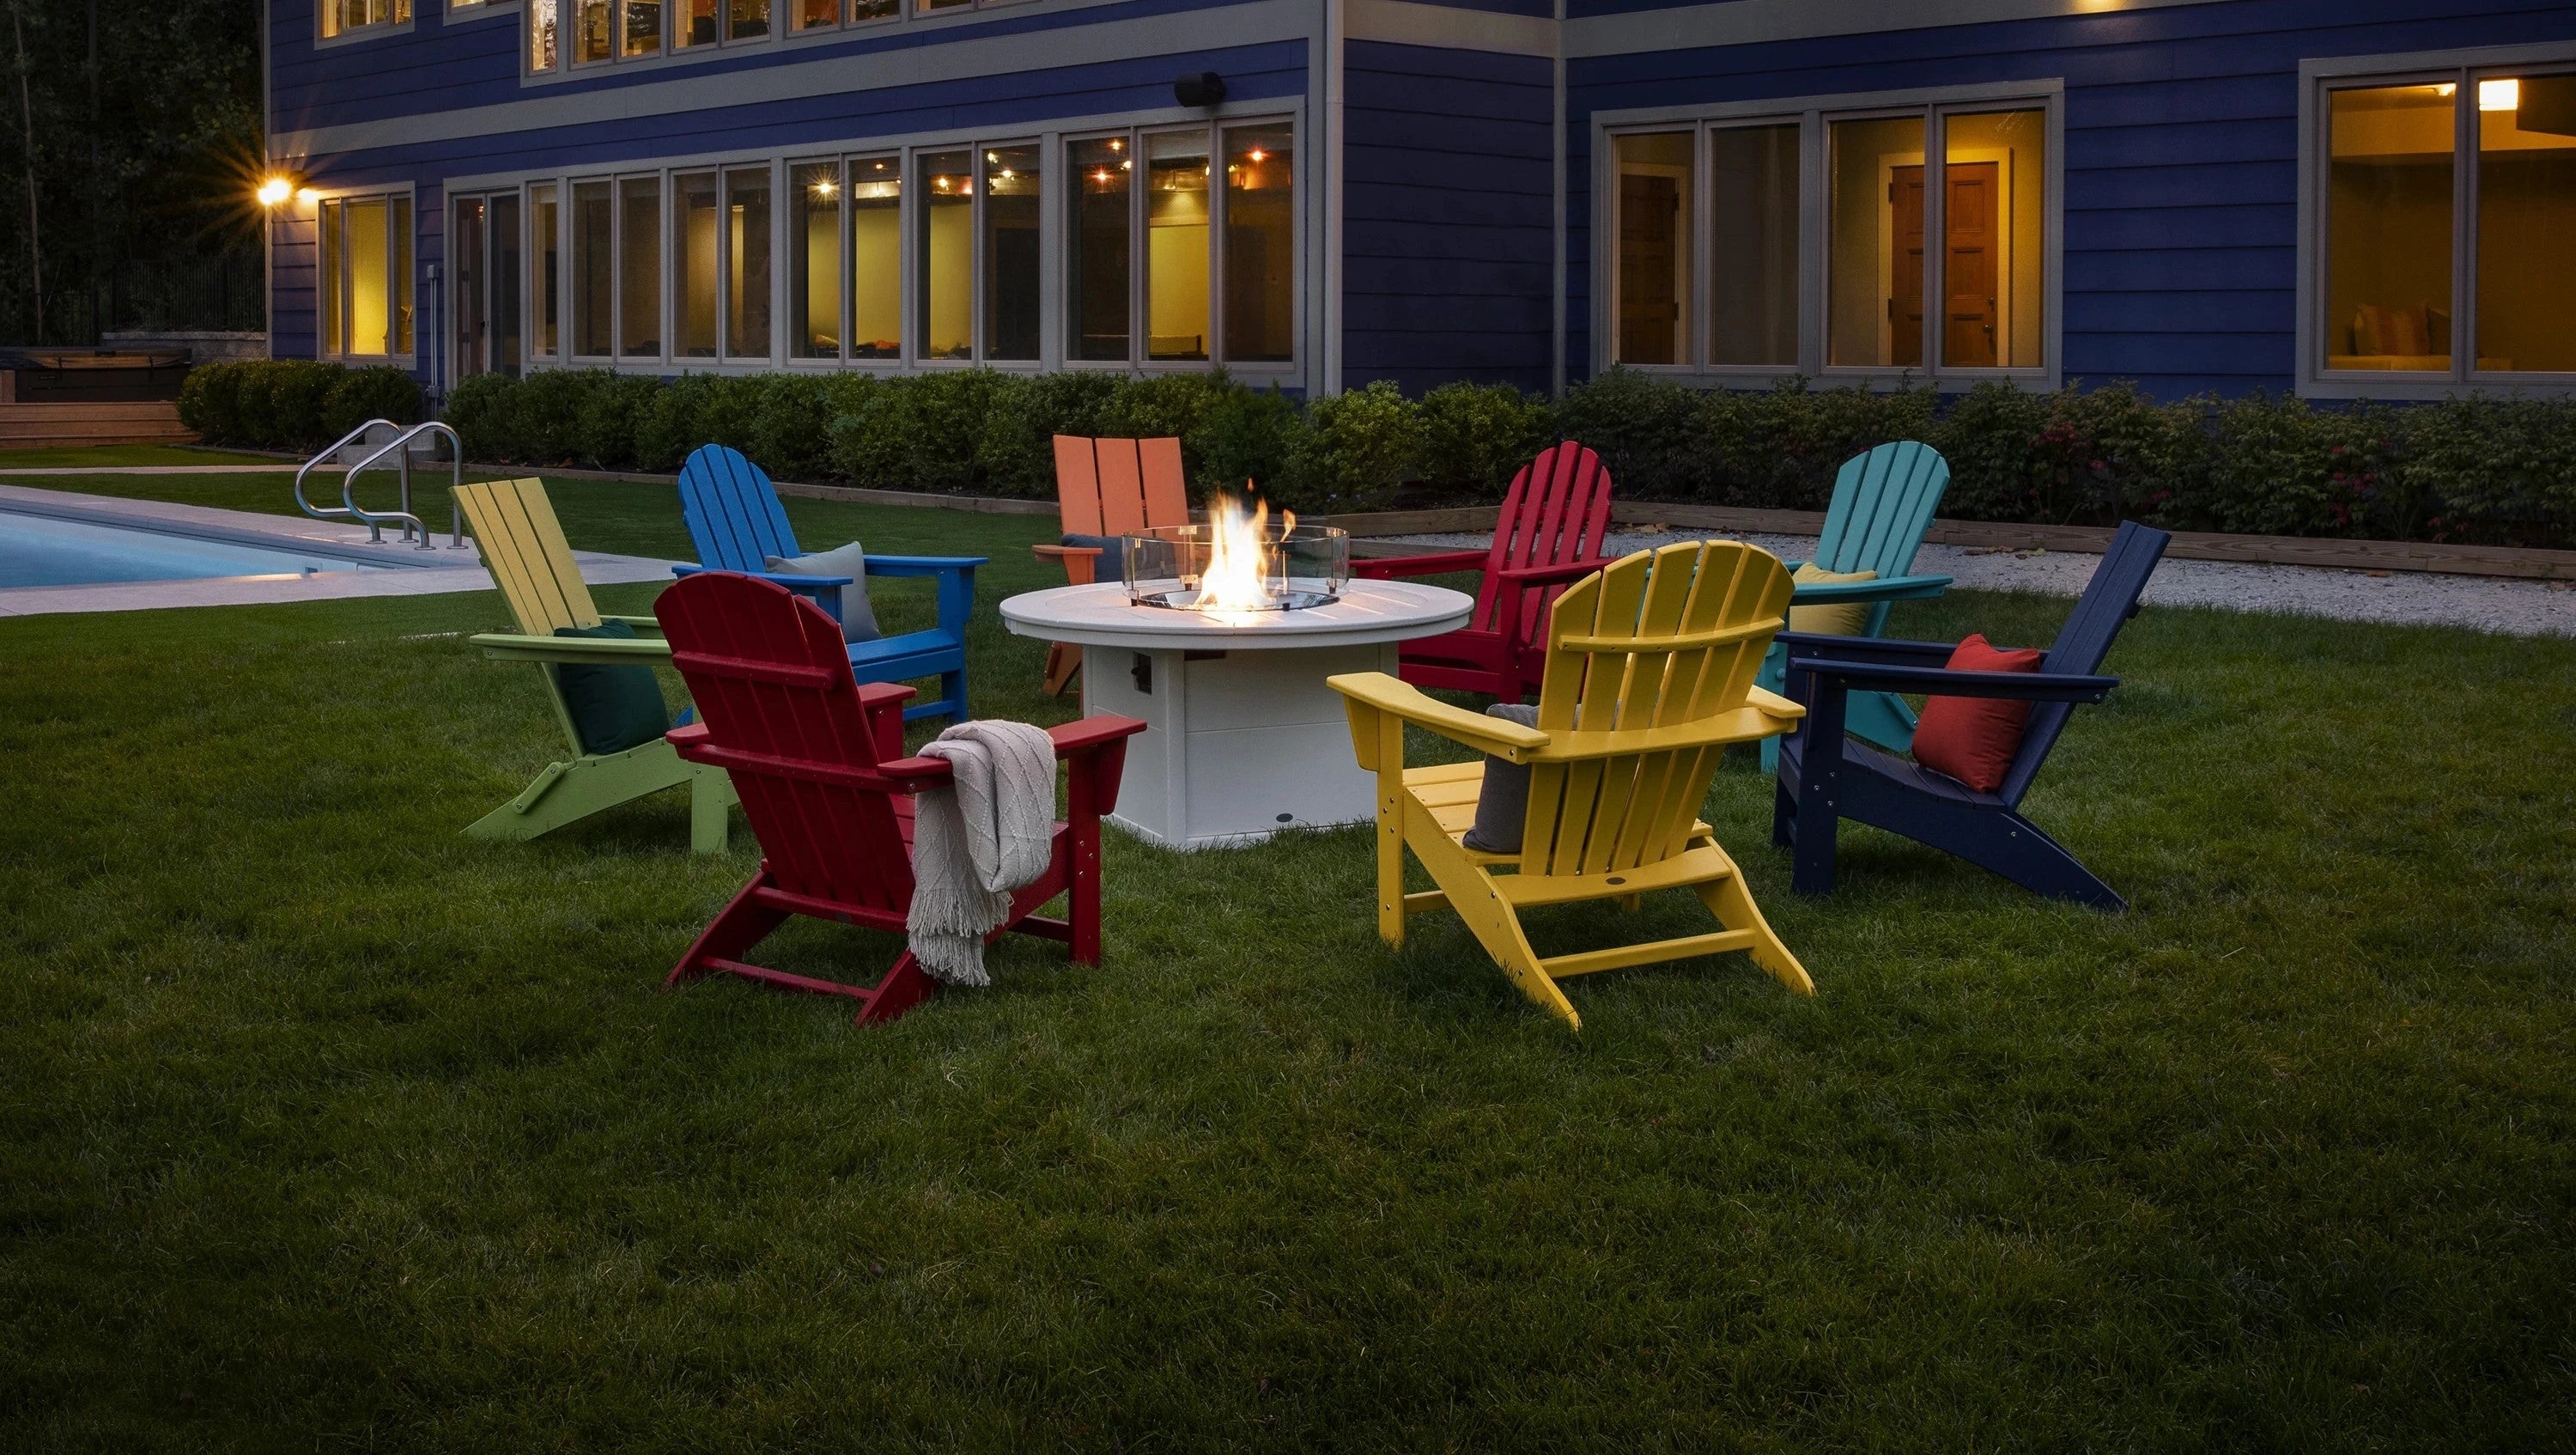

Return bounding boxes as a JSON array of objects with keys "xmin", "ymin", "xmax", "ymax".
[{"xmin": 0, "ymin": 508, "xmax": 394, "ymax": 588}]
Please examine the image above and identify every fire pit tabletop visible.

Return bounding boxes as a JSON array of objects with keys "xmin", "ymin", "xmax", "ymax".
[{"xmin": 999, "ymin": 579, "xmax": 1472, "ymax": 652}]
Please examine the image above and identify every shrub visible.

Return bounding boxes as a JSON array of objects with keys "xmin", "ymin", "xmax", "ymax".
[
  {"xmin": 1190, "ymin": 384, "xmax": 1307, "ymax": 500},
  {"xmin": 442, "ymin": 371, "xmax": 519, "ymax": 462},
  {"xmin": 1418, "ymin": 382, "xmax": 1558, "ymax": 496},
  {"xmin": 176, "ymin": 362, "xmax": 244, "ymax": 444},
  {"xmin": 635, "ymin": 374, "xmax": 715, "ymax": 472},
  {"xmin": 577, "ymin": 373, "xmax": 663, "ymax": 472},
  {"xmin": 976, "ymin": 370, "xmax": 1127, "ymax": 498},
  {"xmin": 1554, "ymin": 366, "xmax": 1713, "ymax": 498},
  {"xmin": 744, "ymin": 373, "xmax": 838, "ymax": 482},
  {"xmin": 322, "ymin": 366, "xmax": 425, "ymax": 443},
  {"xmin": 1285, "ymin": 380, "xmax": 1424, "ymax": 512}
]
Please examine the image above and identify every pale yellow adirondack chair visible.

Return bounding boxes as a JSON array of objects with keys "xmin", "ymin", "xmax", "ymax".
[
  {"xmin": 456, "ymin": 478, "xmax": 736, "ymax": 853},
  {"xmin": 1330, "ymin": 540, "xmax": 1811, "ymax": 1029}
]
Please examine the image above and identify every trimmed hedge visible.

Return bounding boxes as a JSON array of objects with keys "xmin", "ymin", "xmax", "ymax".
[
  {"xmin": 197, "ymin": 361, "xmax": 2576, "ymax": 547},
  {"xmin": 177, "ymin": 360, "xmax": 425, "ymax": 453}
]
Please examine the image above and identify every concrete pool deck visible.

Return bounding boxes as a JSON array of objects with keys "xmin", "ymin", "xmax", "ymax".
[{"xmin": 0, "ymin": 484, "xmax": 678, "ymax": 618}]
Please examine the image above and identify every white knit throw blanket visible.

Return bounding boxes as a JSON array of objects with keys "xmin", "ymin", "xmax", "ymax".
[{"xmin": 907, "ymin": 720, "xmax": 1059, "ymax": 986}]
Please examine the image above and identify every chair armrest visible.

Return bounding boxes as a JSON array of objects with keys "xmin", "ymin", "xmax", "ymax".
[
  {"xmin": 1772, "ymin": 631, "xmax": 1957, "ymax": 664},
  {"xmin": 1351, "ymin": 549, "xmax": 1490, "ymax": 581},
  {"xmin": 874, "ymin": 715, "xmax": 1149, "ymax": 787},
  {"xmin": 470, "ymin": 630, "xmax": 672, "ymax": 666},
  {"xmin": 1031, "ymin": 544, "xmax": 1101, "ymax": 560},
  {"xmin": 1525, "ymin": 699, "xmax": 1806, "ymax": 761},
  {"xmin": 1787, "ymin": 658, "xmax": 2117, "ymax": 703},
  {"xmin": 1492, "ymin": 557, "xmax": 1620, "ymax": 587},
  {"xmin": 1327, "ymin": 672, "xmax": 1551, "ymax": 762},
  {"xmin": 1033, "ymin": 543, "xmax": 1102, "ymax": 587},
  {"xmin": 1788, "ymin": 572, "xmax": 1952, "ymax": 604},
  {"xmin": 863, "ymin": 554, "xmax": 988, "ymax": 575}
]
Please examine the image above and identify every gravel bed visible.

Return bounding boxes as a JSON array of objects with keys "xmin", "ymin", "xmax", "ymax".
[{"xmin": 1388, "ymin": 531, "xmax": 2576, "ymax": 639}]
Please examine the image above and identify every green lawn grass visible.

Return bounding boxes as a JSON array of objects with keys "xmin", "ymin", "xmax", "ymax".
[
  {"xmin": 2, "ymin": 475, "xmax": 2571, "ymax": 1450},
  {"xmin": 0, "ymin": 444, "xmax": 283, "ymax": 470}
]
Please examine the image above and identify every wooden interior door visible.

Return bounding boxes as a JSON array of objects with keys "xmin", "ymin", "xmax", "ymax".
[
  {"xmin": 1619, "ymin": 174, "xmax": 1680, "ymax": 364},
  {"xmin": 1888, "ymin": 167, "xmax": 1925, "ymax": 367},
  {"xmin": 1943, "ymin": 161, "xmax": 1999, "ymax": 368}
]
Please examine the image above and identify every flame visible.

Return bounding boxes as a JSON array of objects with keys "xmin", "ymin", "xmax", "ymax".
[{"xmin": 1192, "ymin": 492, "xmax": 1293, "ymax": 611}]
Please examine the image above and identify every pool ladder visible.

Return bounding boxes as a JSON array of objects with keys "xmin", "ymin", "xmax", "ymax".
[{"xmin": 294, "ymin": 419, "xmax": 467, "ymax": 550}]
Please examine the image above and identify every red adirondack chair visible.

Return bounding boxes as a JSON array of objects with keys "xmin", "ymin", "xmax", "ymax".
[
  {"xmin": 1351, "ymin": 441, "xmax": 1619, "ymax": 702},
  {"xmin": 653, "ymin": 572, "xmax": 1146, "ymax": 1026}
]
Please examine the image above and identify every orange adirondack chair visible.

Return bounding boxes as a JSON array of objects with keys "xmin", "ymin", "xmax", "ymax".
[
  {"xmin": 654, "ymin": 571, "xmax": 1145, "ymax": 1027},
  {"xmin": 1352, "ymin": 441, "xmax": 1619, "ymax": 703},
  {"xmin": 1034, "ymin": 435, "xmax": 1190, "ymax": 694}
]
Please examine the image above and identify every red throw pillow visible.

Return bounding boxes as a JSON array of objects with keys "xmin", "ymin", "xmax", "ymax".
[{"xmin": 1910, "ymin": 633, "xmax": 2045, "ymax": 794}]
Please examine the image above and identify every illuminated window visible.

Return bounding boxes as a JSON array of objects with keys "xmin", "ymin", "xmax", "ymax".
[
  {"xmin": 673, "ymin": 0, "xmax": 716, "ymax": 46},
  {"xmin": 574, "ymin": 0, "xmax": 611, "ymax": 63},
  {"xmin": 1604, "ymin": 94, "xmax": 2055, "ymax": 382},
  {"xmin": 1612, "ymin": 131, "xmax": 1692, "ymax": 366},
  {"xmin": 920, "ymin": 150, "xmax": 973, "ymax": 360},
  {"xmin": 572, "ymin": 180, "xmax": 613, "ymax": 357},
  {"xmin": 317, "ymin": 193, "xmax": 414, "ymax": 357},
  {"xmin": 2317, "ymin": 65, "xmax": 2576, "ymax": 380},
  {"xmin": 1146, "ymin": 131, "xmax": 1210, "ymax": 362},
  {"xmin": 622, "ymin": 0, "xmax": 661, "ymax": 57},
  {"xmin": 673, "ymin": 171, "xmax": 718, "ymax": 358},
  {"xmin": 728, "ymin": 0, "xmax": 767, "ymax": 40},
  {"xmin": 620, "ymin": 176, "xmax": 662, "ymax": 357},
  {"xmin": 789, "ymin": 161, "xmax": 842, "ymax": 359},
  {"xmin": 322, "ymin": 0, "xmax": 410, "ymax": 40},
  {"xmin": 726, "ymin": 167, "xmax": 773, "ymax": 359},
  {"xmin": 1223, "ymin": 124, "xmax": 1292, "ymax": 363},
  {"xmin": 531, "ymin": 183, "xmax": 560, "ymax": 358},
  {"xmin": 849, "ymin": 157, "xmax": 901, "ymax": 358},
  {"xmin": 529, "ymin": 0, "xmax": 558, "ymax": 68},
  {"xmin": 793, "ymin": 0, "xmax": 834, "ymax": 27},
  {"xmin": 1069, "ymin": 137, "xmax": 1132, "ymax": 361},
  {"xmin": 984, "ymin": 146, "xmax": 1042, "ymax": 361}
]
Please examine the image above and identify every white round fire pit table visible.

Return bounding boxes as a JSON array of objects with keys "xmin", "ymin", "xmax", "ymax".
[{"xmin": 1000, "ymin": 579, "xmax": 1473, "ymax": 850}]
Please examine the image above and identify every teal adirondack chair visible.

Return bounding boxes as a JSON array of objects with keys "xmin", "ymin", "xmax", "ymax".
[{"xmin": 1758, "ymin": 442, "xmax": 1955, "ymax": 771}]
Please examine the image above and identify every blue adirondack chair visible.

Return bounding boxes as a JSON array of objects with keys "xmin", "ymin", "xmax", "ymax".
[
  {"xmin": 1757, "ymin": 442, "xmax": 1956, "ymax": 772},
  {"xmin": 1770, "ymin": 521, "xmax": 2170, "ymax": 910},
  {"xmin": 673, "ymin": 444, "xmax": 985, "ymax": 723}
]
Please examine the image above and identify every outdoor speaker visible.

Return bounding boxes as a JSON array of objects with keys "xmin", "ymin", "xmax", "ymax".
[{"xmin": 1175, "ymin": 71, "xmax": 1227, "ymax": 107}]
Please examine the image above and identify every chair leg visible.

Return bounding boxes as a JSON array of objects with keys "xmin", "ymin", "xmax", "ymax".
[
  {"xmin": 1044, "ymin": 642, "xmax": 1081, "ymax": 697},
  {"xmin": 466, "ymin": 744, "xmax": 694, "ymax": 846},
  {"xmin": 668, "ymin": 874, "xmax": 789, "ymax": 988},
  {"xmin": 853, "ymin": 953, "xmax": 939, "ymax": 1026},
  {"xmin": 1934, "ymin": 810, "xmax": 2127, "ymax": 910},
  {"xmin": 1693, "ymin": 854, "xmax": 1814, "ymax": 996},
  {"xmin": 1372, "ymin": 717, "xmax": 1406, "ymax": 947},
  {"xmin": 688, "ymin": 764, "xmax": 736, "ymax": 855},
  {"xmin": 1789, "ymin": 760, "xmax": 1842, "ymax": 898},
  {"xmin": 1405, "ymin": 799, "xmax": 1578, "ymax": 1030},
  {"xmin": 1771, "ymin": 776, "xmax": 1796, "ymax": 849}
]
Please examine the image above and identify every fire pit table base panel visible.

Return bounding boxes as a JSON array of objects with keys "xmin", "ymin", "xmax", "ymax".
[{"xmin": 1083, "ymin": 641, "xmax": 1395, "ymax": 849}]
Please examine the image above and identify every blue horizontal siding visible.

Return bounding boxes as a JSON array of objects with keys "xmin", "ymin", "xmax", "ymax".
[
  {"xmin": 1342, "ymin": 40, "xmax": 1553, "ymax": 394},
  {"xmin": 1564, "ymin": 0, "xmax": 2576, "ymax": 399}
]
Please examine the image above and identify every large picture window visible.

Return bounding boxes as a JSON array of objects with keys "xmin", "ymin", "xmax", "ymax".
[
  {"xmin": 1603, "ymin": 88, "xmax": 2057, "ymax": 386},
  {"xmin": 2312, "ymin": 60, "xmax": 2576, "ymax": 387},
  {"xmin": 317, "ymin": 193, "xmax": 414, "ymax": 358},
  {"xmin": 322, "ymin": 0, "xmax": 410, "ymax": 40},
  {"xmin": 499, "ymin": 119, "xmax": 1298, "ymax": 374}
]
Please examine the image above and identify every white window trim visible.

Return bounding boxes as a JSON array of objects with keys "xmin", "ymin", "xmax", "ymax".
[
  {"xmin": 308, "ymin": 182, "xmax": 421, "ymax": 365},
  {"xmin": 314, "ymin": 0, "xmax": 415, "ymax": 47},
  {"xmin": 2297, "ymin": 42, "xmax": 2576, "ymax": 401},
  {"xmin": 443, "ymin": 100, "xmax": 1307, "ymax": 383},
  {"xmin": 447, "ymin": 0, "xmax": 520, "ymax": 20},
  {"xmin": 1593, "ymin": 79, "xmax": 2064, "ymax": 392},
  {"xmin": 522, "ymin": 0, "xmax": 1098, "ymax": 83}
]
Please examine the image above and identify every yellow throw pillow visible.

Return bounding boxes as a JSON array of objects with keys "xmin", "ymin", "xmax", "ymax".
[{"xmin": 1789, "ymin": 563, "xmax": 1879, "ymax": 636}]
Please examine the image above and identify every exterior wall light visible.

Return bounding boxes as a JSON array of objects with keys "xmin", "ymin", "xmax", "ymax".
[{"xmin": 258, "ymin": 174, "xmax": 307, "ymax": 207}]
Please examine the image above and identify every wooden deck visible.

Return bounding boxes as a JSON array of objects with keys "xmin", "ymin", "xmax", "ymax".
[{"xmin": 0, "ymin": 401, "xmax": 196, "ymax": 448}]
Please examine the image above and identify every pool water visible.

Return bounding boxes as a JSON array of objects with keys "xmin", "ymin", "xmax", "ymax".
[{"xmin": 0, "ymin": 509, "xmax": 387, "ymax": 588}]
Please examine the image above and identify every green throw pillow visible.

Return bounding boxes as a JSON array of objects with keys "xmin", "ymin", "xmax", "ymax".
[{"xmin": 551, "ymin": 621, "xmax": 671, "ymax": 756}]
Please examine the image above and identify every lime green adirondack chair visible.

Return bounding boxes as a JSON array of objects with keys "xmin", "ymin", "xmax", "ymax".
[
  {"xmin": 1758, "ymin": 442, "xmax": 1955, "ymax": 772},
  {"xmin": 455, "ymin": 478, "xmax": 736, "ymax": 853}
]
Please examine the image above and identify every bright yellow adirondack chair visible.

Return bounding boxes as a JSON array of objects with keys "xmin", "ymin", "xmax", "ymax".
[
  {"xmin": 1330, "ymin": 540, "xmax": 1811, "ymax": 1029},
  {"xmin": 456, "ymin": 478, "xmax": 736, "ymax": 853}
]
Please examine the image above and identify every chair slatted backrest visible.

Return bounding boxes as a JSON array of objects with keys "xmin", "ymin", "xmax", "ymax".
[
  {"xmin": 1812, "ymin": 441, "xmax": 1951, "ymax": 635},
  {"xmin": 677, "ymin": 444, "xmax": 803, "ymax": 572},
  {"xmin": 1052, "ymin": 435, "xmax": 1189, "ymax": 538},
  {"xmin": 655, "ymin": 573, "xmax": 916, "ymax": 913},
  {"xmin": 1999, "ymin": 521, "xmax": 2170, "ymax": 807},
  {"xmin": 455, "ymin": 477, "xmax": 601, "ymax": 635},
  {"xmin": 1521, "ymin": 542, "xmax": 1792, "ymax": 877},
  {"xmin": 1477, "ymin": 441, "xmax": 1619, "ymax": 646}
]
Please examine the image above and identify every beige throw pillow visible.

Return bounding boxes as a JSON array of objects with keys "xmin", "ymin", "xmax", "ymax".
[{"xmin": 1789, "ymin": 563, "xmax": 1879, "ymax": 636}]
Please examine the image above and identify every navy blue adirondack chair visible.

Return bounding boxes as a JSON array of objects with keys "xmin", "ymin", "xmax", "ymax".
[
  {"xmin": 1771, "ymin": 521, "xmax": 2171, "ymax": 910},
  {"xmin": 673, "ymin": 444, "xmax": 985, "ymax": 724},
  {"xmin": 1756, "ymin": 442, "xmax": 1957, "ymax": 773}
]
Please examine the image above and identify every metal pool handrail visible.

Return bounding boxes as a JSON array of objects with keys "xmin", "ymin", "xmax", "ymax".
[{"xmin": 295, "ymin": 420, "xmax": 466, "ymax": 549}]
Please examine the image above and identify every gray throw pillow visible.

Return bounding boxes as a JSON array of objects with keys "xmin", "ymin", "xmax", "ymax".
[
  {"xmin": 1462, "ymin": 703, "xmax": 1545, "ymax": 854},
  {"xmin": 765, "ymin": 541, "xmax": 881, "ymax": 644}
]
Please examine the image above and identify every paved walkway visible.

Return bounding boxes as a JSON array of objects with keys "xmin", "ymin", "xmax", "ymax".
[
  {"xmin": 1395, "ymin": 530, "xmax": 2576, "ymax": 638},
  {"xmin": 0, "ymin": 484, "xmax": 676, "ymax": 618}
]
